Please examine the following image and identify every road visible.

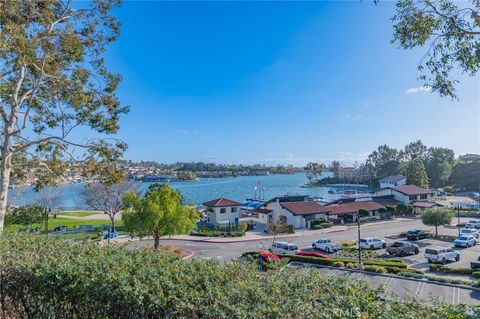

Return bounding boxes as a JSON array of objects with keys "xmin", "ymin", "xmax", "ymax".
[{"xmin": 126, "ymin": 217, "xmax": 480, "ymax": 305}]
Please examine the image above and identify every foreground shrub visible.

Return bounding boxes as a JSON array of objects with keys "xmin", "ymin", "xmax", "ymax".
[{"xmin": 0, "ymin": 235, "xmax": 474, "ymax": 319}]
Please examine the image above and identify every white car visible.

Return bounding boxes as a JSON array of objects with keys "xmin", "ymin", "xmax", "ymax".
[
  {"xmin": 359, "ymin": 237, "xmax": 386, "ymax": 250},
  {"xmin": 425, "ymin": 247, "xmax": 460, "ymax": 264},
  {"xmin": 312, "ymin": 238, "xmax": 341, "ymax": 253},
  {"xmin": 460, "ymin": 228, "xmax": 480, "ymax": 239},
  {"xmin": 269, "ymin": 241, "xmax": 299, "ymax": 255},
  {"xmin": 465, "ymin": 220, "xmax": 480, "ymax": 229},
  {"xmin": 454, "ymin": 235, "xmax": 477, "ymax": 248}
]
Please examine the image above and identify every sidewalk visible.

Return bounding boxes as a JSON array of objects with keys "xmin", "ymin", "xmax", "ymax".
[{"xmin": 112, "ymin": 218, "xmax": 415, "ymax": 244}]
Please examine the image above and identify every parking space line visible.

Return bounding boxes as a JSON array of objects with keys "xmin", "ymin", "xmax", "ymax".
[
  {"xmin": 383, "ymin": 277, "xmax": 394, "ymax": 293},
  {"xmin": 414, "ymin": 282, "xmax": 426, "ymax": 297},
  {"xmin": 419, "ymin": 282, "xmax": 426, "ymax": 297},
  {"xmin": 328, "ymin": 269, "xmax": 339, "ymax": 276}
]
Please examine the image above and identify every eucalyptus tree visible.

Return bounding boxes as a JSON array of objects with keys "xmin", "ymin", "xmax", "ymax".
[
  {"xmin": 0, "ymin": 0, "xmax": 128, "ymax": 230},
  {"xmin": 392, "ymin": 0, "xmax": 480, "ymax": 100}
]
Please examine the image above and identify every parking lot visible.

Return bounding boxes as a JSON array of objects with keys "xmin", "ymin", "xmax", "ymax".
[
  {"xmin": 292, "ymin": 264, "xmax": 480, "ymax": 306},
  {"xmin": 130, "ymin": 217, "xmax": 480, "ymax": 304}
]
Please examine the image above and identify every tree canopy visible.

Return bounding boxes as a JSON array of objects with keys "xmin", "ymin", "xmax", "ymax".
[
  {"xmin": 0, "ymin": 0, "xmax": 128, "ymax": 230},
  {"xmin": 123, "ymin": 183, "xmax": 198, "ymax": 249},
  {"xmin": 392, "ymin": 0, "xmax": 480, "ymax": 100},
  {"xmin": 421, "ymin": 208, "xmax": 453, "ymax": 236},
  {"xmin": 406, "ymin": 158, "xmax": 429, "ymax": 188}
]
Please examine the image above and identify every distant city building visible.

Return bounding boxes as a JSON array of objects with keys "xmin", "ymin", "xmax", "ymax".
[
  {"xmin": 335, "ymin": 166, "xmax": 375, "ymax": 181},
  {"xmin": 379, "ymin": 175, "xmax": 406, "ymax": 189}
]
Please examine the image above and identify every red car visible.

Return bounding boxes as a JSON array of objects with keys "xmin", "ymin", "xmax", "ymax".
[
  {"xmin": 296, "ymin": 251, "xmax": 330, "ymax": 259},
  {"xmin": 260, "ymin": 252, "xmax": 280, "ymax": 262}
]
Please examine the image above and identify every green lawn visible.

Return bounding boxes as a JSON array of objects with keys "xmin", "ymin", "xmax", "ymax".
[
  {"xmin": 5, "ymin": 218, "xmax": 124, "ymax": 233},
  {"xmin": 58, "ymin": 211, "xmax": 100, "ymax": 217}
]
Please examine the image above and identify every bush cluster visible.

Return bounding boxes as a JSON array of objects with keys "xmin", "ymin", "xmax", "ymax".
[
  {"xmin": 399, "ymin": 271, "xmax": 475, "ymax": 286},
  {"xmin": 0, "ymin": 235, "xmax": 473, "ymax": 318},
  {"xmin": 429, "ymin": 264, "xmax": 473, "ymax": 274},
  {"xmin": 363, "ymin": 265, "xmax": 387, "ymax": 274},
  {"xmin": 310, "ymin": 219, "xmax": 333, "ymax": 229}
]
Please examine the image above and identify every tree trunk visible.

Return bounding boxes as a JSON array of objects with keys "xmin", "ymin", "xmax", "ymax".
[
  {"xmin": 0, "ymin": 149, "xmax": 12, "ymax": 231},
  {"xmin": 153, "ymin": 235, "xmax": 160, "ymax": 250},
  {"xmin": 435, "ymin": 225, "xmax": 438, "ymax": 237},
  {"xmin": 110, "ymin": 215, "xmax": 115, "ymax": 233}
]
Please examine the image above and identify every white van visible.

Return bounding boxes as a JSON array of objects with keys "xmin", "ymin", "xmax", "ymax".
[{"xmin": 269, "ymin": 241, "xmax": 299, "ymax": 255}]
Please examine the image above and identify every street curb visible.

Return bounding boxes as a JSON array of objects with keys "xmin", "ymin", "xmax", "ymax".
[
  {"xmin": 290, "ymin": 262, "xmax": 480, "ymax": 292},
  {"xmin": 182, "ymin": 249, "xmax": 194, "ymax": 260}
]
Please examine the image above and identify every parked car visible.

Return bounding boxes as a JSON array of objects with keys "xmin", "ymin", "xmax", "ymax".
[
  {"xmin": 460, "ymin": 228, "xmax": 480, "ymax": 239},
  {"xmin": 471, "ymin": 256, "xmax": 480, "ymax": 269},
  {"xmin": 359, "ymin": 237, "xmax": 386, "ymax": 250},
  {"xmin": 465, "ymin": 220, "xmax": 480, "ymax": 229},
  {"xmin": 386, "ymin": 241, "xmax": 419, "ymax": 257},
  {"xmin": 269, "ymin": 241, "xmax": 299, "ymax": 255},
  {"xmin": 424, "ymin": 247, "xmax": 460, "ymax": 264},
  {"xmin": 454, "ymin": 235, "xmax": 477, "ymax": 248},
  {"xmin": 296, "ymin": 251, "xmax": 330, "ymax": 259},
  {"xmin": 406, "ymin": 229, "xmax": 432, "ymax": 240},
  {"xmin": 311, "ymin": 238, "xmax": 341, "ymax": 253}
]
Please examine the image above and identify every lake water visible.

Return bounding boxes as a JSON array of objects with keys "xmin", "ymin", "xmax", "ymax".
[{"xmin": 10, "ymin": 173, "xmax": 336, "ymax": 210}]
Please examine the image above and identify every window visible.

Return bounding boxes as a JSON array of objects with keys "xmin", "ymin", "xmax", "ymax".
[
  {"xmin": 231, "ymin": 207, "xmax": 237, "ymax": 213},
  {"xmin": 220, "ymin": 208, "xmax": 226, "ymax": 214}
]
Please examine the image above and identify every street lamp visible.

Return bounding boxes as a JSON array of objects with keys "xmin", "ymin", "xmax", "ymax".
[
  {"xmin": 456, "ymin": 206, "xmax": 461, "ymax": 236},
  {"xmin": 356, "ymin": 213, "xmax": 363, "ymax": 270}
]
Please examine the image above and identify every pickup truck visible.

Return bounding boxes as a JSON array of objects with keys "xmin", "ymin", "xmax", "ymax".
[
  {"xmin": 406, "ymin": 229, "xmax": 432, "ymax": 241},
  {"xmin": 386, "ymin": 241, "xmax": 419, "ymax": 257},
  {"xmin": 471, "ymin": 256, "xmax": 480, "ymax": 269}
]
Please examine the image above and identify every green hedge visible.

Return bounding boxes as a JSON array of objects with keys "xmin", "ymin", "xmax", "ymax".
[
  {"xmin": 429, "ymin": 264, "xmax": 473, "ymax": 274},
  {"xmin": 243, "ymin": 252, "xmax": 409, "ymax": 269},
  {"xmin": 472, "ymin": 271, "xmax": 480, "ymax": 278},
  {"xmin": 0, "ymin": 235, "xmax": 472, "ymax": 318}
]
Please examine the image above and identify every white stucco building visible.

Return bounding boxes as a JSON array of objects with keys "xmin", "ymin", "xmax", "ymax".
[
  {"xmin": 203, "ymin": 198, "xmax": 241, "ymax": 227},
  {"xmin": 374, "ymin": 184, "xmax": 433, "ymax": 203},
  {"xmin": 379, "ymin": 175, "xmax": 407, "ymax": 189},
  {"xmin": 257, "ymin": 195, "xmax": 331, "ymax": 229}
]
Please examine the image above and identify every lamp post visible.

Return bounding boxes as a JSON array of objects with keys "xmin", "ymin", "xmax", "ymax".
[
  {"xmin": 356, "ymin": 214, "xmax": 363, "ymax": 270},
  {"xmin": 456, "ymin": 206, "xmax": 461, "ymax": 237}
]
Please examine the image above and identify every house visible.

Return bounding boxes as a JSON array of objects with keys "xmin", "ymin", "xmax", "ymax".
[
  {"xmin": 325, "ymin": 200, "xmax": 386, "ymax": 222},
  {"xmin": 261, "ymin": 195, "xmax": 331, "ymax": 229},
  {"xmin": 374, "ymin": 184, "xmax": 433, "ymax": 203},
  {"xmin": 203, "ymin": 198, "xmax": 241, "ymax": 227},
  {"xmin": 379, "ymin": 175, "xmax": 406, "ymax": 189}
]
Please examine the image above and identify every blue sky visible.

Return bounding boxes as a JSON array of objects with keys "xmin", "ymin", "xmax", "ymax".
[{"xmin": 104, "ymin": 1, "xmax": 479, "ymax": 165}]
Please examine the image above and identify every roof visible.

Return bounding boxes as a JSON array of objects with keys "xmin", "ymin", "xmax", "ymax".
[
  {"xmin": 411, "ymin": 201, "xmax": 439, "ymax": 208},
  {"xmin": 373, "ymin": 197, "xmax": 403, "ymax": 207},
  {"xmin": 388, "ymin": 185, "xmax": 434, "ymax": 196},
  {"xmin": 380, "ymin": 175, "xmax": 406, "ymax": 183},
  {"xmin": 203, "ymin": 198, "xmax": 241, "ymax": 207},
  {"xmin": 327, "ymin": 201, "xmax": 385, "ymax": 215},
  {"xmin": 280, "ymin": 201, "xmax": 331, "ymax": 216},
  {"xmin": 252, "ymin": 208, "xmax": 273, "ymax": 215}
]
